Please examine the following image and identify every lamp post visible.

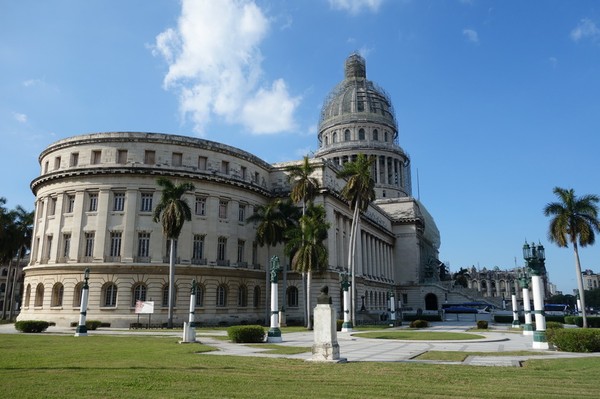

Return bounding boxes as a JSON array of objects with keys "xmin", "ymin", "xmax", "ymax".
[
  {"xmin": 389, "ymin": 290, "xmax": 396, "ymax": 327},
  {"xmin": 267, "ymin": 255, "xmax": 282, "ymax": 343},
  {"xmin": 518, "ymin": 269, "xmax": 534, "ymax": 336},
  {"xmin": 341, "ymin": 271, "xmax": 352, "ymax": 332},
  {"xmin": 75, "ymin": 268, "xmax": 90, "ymax": 337},
  {"xmin": 523, "ymin": 242, "xmax": 549, "ymax": 349},
  {"xmin": 183, "ymin": 279, "xmax": 197, "ymax": 343}
]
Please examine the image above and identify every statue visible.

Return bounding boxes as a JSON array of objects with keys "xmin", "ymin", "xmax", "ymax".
[{"xmin": 317, "ymin": 286, "xmax": 332, "ymax": 304}]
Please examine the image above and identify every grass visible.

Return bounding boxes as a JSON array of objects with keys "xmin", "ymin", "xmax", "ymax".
[
  {"xmin": 245, "ymin": 343, "xmax": 312, "ymax": 355},
  {"xmin": 415, "ymin": 351, "xmax": 550, "ymax": 362},
  {"xmin": 353, "ymin": 331, "xmax": 485, "ymax": 340},
  {"xmin": 1, "ymin": 334, "xmax": 599, "ymax": 398}
]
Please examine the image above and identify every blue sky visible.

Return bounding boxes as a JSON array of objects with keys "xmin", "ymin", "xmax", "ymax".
[{"xmin": 2, "ymin": 0, "xmax": 599, "ymax": 294}]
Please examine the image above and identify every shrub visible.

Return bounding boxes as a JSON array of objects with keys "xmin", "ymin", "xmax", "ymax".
[
  {"xmin": 572, "ymin": 316, "xmax": 600, "ymax": 328},
  {"xmin": 227, "ymin": 325, "xmax": 266, "ymax": 343},
  {"xmin": 476, "ymin": 320, "xmax": 488, "ymax": 329},
  {"xmin": 564, "ymin": 316, "xmax": 576, "ymax": 325},
  {"xmin": 409, "ymin": 319, "xmax": 429, "ymax": 328},
  {"xmin": 545, "ymin": 315, "xmax": 565, "ymax": 323},
  {"xmin": 336, "ymin": 319, "xmax": 343, "ymax": 331},
  {"xmin": 86, "ymin": 320, "xmax": 102, "ymax": 330},
  {"xmin": 493, "ymin": 315, "xmax": 513, "ymax": 324},
  {"xmin": 545, "ymin": 321, "xmax": 564, "ymax": 330},
  {"xmin": 403, "ymin": 314, "xmax": 441, "ymax": 322},
  {"xmin": 14, "ymin": 320, "xmax": 50, "ymax": 333},
  {"xmin": 548, "ymin": 329, "xmax": 600, "ymax": 352}
]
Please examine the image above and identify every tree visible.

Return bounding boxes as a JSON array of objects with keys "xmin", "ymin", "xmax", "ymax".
[
  {"xmin": 276, "ymin": 199, "xmax": 301, "ymax": 318},
  {"xmin": 452, "ymin": 267, "xmax": 470, "ymax": 288},
  {"xmin": 285, "ymin": 203, "xmax": 329, "ymax": 329},
  {"xmin": 336, "ymin": 153, "xmax": 376, "ymax": 325},
  {"xmin": 153, "ymin": 178, "xmax": 194, "ymax": 328},
  {"xmin": 544, "ymin": 187, "xmax": 600, "ymax": 328},
  {"xmin": 286, "ymin": 156, "xmax": 320, "ymax": 326},
  {"xmin": 247, "ymin": 199, "xmax": 288, "ymax": 324}
]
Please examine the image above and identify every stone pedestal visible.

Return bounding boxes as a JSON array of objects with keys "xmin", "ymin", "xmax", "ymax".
[{"xmin": 311, "ymin": 304, "xmax": 346, "ymax": 362}]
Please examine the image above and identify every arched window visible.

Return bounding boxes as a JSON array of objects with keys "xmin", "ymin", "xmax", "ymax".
[
  {"xmin": 103, "ymin": 283, "xmax": 117, "ymax": 307},
  {"xmin": 217, "ymin": 284, "xmax": 228, "ymax": 307},
  {"xmin": 162, "ymin": 285, "xmax": 177, "ymax": 307},
  {"xmin": 253, "ymin": 286, "xmax": 261, "ymax": 308},
  {"xmin": 238, "ymin": 284, "xmax": 248, "ymax": 307},
  {"xmin": 384, "ymin": 131, "xmax": 388, "ymax": 142},
  {"xmin": 195, "ymin": 284, "xmax": 205, "ymax": 307},
  {"xmin": 358, "ymin": 128, "xmax": 365, "ymax": 140},
  {"xmin": 324, "ymin": 136, "xmax": 328, "ymax": 146},
  {"xmin": 364, "ymin": 291, "xmax": 369, "ymax": 308},
  {"xmin": 35, "ymin": 283, "xmax": 44, "ymax": 307},
  {"xmin": 369, "ymin": 291, "xmax": 374, "ymax": 309},
  {"xmin": 332, "ymin": 132, "xmax": 337, "ymax": 143},
  {"xmin": 132, "ymin": 283, "xmax": 147, "ymax": 307},
  {"xmin": 24, "ymin": 284, "xmax": 31, "ymax": 308},
  {"xmin": 373, "ymin": 130, "xmax": 378, "ymax": 141},
  {"xmin": 287, "ymin": 286, "xmax": 299, "ymax": 308},
  {"xmin": 344, "ymin": 129, "xmax": 351, "ymax": 141},
  {"xmin": 51, "ymin": 283, "xmax": 64, "ymax": 307},
  {"xmin": 73, "ymin": 282, "xmax": 84, "ymax": 307}
]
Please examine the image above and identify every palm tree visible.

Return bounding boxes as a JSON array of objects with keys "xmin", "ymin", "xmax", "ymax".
[
  {"xmin": 544, "ymin": 187, "xmax": 600, "ymax": 328},
  {"xmin": 285, "ymin": 203, "xmax": 329, "ymax": 328},
  {"xmin": 277, "ymin": 199, "xmax": 301, "ymax": 319},
  {"xmin": 286, "ymin": 155, "xmax": 320, "ymax": 326},
  {"xmin": 153, "ymin": 178, "xmax": 195, "ymax": 328},
  {"xmin": 247, "ymin": 199, "xmax": 287, "ymax": 323},
  {"xmin": 336, "ymin": 153, "xmax": 376, "ymax": 325}
]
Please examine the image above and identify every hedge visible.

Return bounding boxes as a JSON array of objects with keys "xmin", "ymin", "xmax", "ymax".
[
  {"xmin": 14, "ymin": 320, "xmax": 50, "ymax": 333},
  {"xmin": 403, "ymin": 314, "xmax": 442, "ymax": 322},
  {"xmin": 572, "ymin": 316, "xmax": 600, "ymax": 328},
  {"xmin": 548, "ymin": 329, "xmax": 600, "ymax": 352},
  {"xmin": 494, "ymin": 314, "xmax": 566, "ymax": 324},
  {"xmin": 409, "ymin": 319, "xmax": 429, "ymax": 328},
  {"xmin": 227, "ymin": 325, "xmax": 266, "ymax": 343}
]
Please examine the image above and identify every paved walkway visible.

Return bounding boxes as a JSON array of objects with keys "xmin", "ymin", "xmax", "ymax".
[{"xmin": 3, "ymin": 321, "xmax": 599, "ymax": 367}]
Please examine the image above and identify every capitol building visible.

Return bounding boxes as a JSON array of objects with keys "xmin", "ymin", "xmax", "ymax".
[{"xmin": 18, "ymin": 55, "xmax": 473, "ymax": 328}]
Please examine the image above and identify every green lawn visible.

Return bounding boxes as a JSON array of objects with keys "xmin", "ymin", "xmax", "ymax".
[
  {"xmin": 415, "ymin": 351, "xmax": 550, "ymax": 362},
  {"xmin": 1, "ymin": 334, "xmax": 599, "ymax": 398},
  {"xmin": 353, "ymin": 331, "xmax": 485, "ymax": 340}
]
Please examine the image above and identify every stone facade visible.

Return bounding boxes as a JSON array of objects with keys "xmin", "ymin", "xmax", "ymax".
[{"xmin": 17, "ymin": 55, "xmax": 462, "ymax": 328}]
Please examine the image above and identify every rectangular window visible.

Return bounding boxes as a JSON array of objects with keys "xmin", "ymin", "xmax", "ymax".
[
  {"xmin": 252, "ymin": 241, "xmax": 258, "ymax": 266},
  {"xmin": 44, "ymin": 161, "xmax": 49, "ymax": 174},
  {"xmin": 144, "ymin": 150, "xmax": 155, "ymax": 165},
  {"xmin": 140, "ymin": 193, "xmax": 153, "ymax": 212},
  {"xmin": 48, "ymin": 197, "xmax": 57, "ymax": 216},
  {"xmin": 117, "ymin": 149, "xmax": 128, "ymax": 164},
  {"xmin": 198, "ymin": 156, "xmax": 207, "ymax": 170},
  {"xmin": 238, "ymin": 204, "xmax": 246, "ymax": 222},
  {"xmin": 237, "ymin": 240, "xmax": 245, "ymax": 263},
  {"xmin": 138, "ymin": 232, "xmax": 150, "ymax": 257},
  {"xmin": 88, "ymin": 193, "xmax": 98, "ymax": 212},
  {"xmin": 84, "ymin": 232, "xmax": 94, "ymax": 258},
  {"xmin": 46, "ymin": 235, "xmax": 53, "ymax": 259},
  {"xmin": 219, "ymin": 200, "xmax": 228, "ymax": 219},
  {"xmin": 240, "ymin": 166, "xmax": 247, "ymax": 180},
  {"xmin": 172, "ymin": 152, "xmax": 182, "ymax": 167},
  {"xmin": 254, "ymin": 172, "xmax": 260, "ymax": 183},
  {"xmin": 195, "ymin": 196, "xmax": 206, "ymax": 216},
  {"xmin": 113, "ymin": 192, "xmax": 125, "ymax": 211},
  {"xmin": 217, "ymin": 237, "xmax": 227, "ymax": 261},
  {"xmin": 54, "ymin": 156, "xmax": 61, "ymax": 170},
  {"xmin": 91, "ymin": 150, "xmax": 101, "ymax": 165},
  {"xmin": 110, "ymin": 232, "xmax": 122, "ymax": 257},
  {"xmin": 192, "ymin": 234, "xmax": 205, "ymax": 261},
  {"xmin": 65, "ymin": 194, "xmax": 75, "ymax": 213},
  {"xmin": 62, "ymin": 234, "xmax": 71, "ymax": 259},
  {"xmin": 70, "ymin": 152, "xmax": 79, "ymax": 167},
  {"xmin": 221, "ymin": 161, "xmax": 229, "ymax": 174}
]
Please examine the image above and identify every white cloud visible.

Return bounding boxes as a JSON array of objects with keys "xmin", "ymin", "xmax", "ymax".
[
  {"xmin": 462, "ymin": 28, "xmax": 479, "ymax": 43},
  {"xmin": 13, "ymin": 112, "xmax": 27, "ymax": 123},
  {"xmin": 570, "ymin": 18, "xmax": 600, "ymax": 43},
  {"xmin": 328, "ymin": 0, "xmax": 384, "ymax": 15},
  {"xmin": 152, "ymin": 0, "xmax": 300, "ymax": 135}
]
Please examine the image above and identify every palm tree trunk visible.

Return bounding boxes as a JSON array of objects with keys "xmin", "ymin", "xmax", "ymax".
[
  {"xmin": 573, "ymin": 243, "xmax": 588, "ymax": 328},
  {"xmin": 1, "ymin": 259, "xmax": 14, "ymax": 320},
  {"xmin": 306, "ymin": 270, "xmax": 312, "ymax": 329},
  {"xmin": 348, "ymin": 204, "xmax": 360, "ymax": 325},
  {"xmin": 9, "ymin": 249, "xmax": 23, "ymax": 321},
  {"xmin": 167, "ymin": 239, "xmax": 176, "ymax": 328},
  {"xmin": 265, "ymin": 246, "xmax": 271, "ymax": 325}
]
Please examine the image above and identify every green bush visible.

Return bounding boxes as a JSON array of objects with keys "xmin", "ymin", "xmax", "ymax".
[
  {"xmin": 227, "ymin": 325, "xmax": 266, "ymax": 343},
  {"xmin": 476, "ymin": 320, "xmax": 488, "ymax": 329},
  {"xmin": 86, "ymin": 320, "xmax": 102, "ymax": 330},
  {"xmin": 336, "ymin": 319, "xmax": 343, "ymax": 331},
  {"xmin": 545, "ymin": 315, "xmax": 566, "ymax": 323},
  {"xmin": 493, "ymin": 315, "xmax": 513, "ymax": 324},
  {"xmin": 545, "ymin": 321, "xmax": 564, "ymax": 330},
  {"xmin": 572, "ymin": 316, "xmax": 600, "ymax": 328},
  {"xmin": 564, "ymin": 316, "xmax": 576, "ymax": 325},
  {"xmin": 14, "ymin": 320, "xmax": 50, "ymax": 333},
  {"xmin": 403, "ymin": 314, "xmax": 441, "ymax": 322},
  {"xmin": 409, "ymin": 319, "xmax": 429, "ymax": 328},
  {"xmin": 548, "ymin": 329, "xmax": 600, "ymax": 352}
]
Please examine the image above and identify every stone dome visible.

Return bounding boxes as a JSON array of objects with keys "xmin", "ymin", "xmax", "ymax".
[{"xmin": 319, "ymin": 54, "xmax": 398, "ymax": 137}]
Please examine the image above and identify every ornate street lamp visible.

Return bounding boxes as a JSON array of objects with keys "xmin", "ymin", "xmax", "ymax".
[
  {"xmin": 267, "ymin": 256, "xmax": 282, "ymax": 343},
  {"xmin": 523, "ymin": 242, "xmax": 549, "ymax": 349},
  {"xmin": 388, "ymin": 290, "xmax": 397, "ymax": 327},
  {"xmin": 182, "ymin": 279, "xmax": 198, "ymax": 343},
  {"xmin": 75, "ymin": 268, "xmax": 90, "ymax": 337},
  {"xmin": 340, "ymin": 271, "xmax": 352, "ymax": 332}
]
